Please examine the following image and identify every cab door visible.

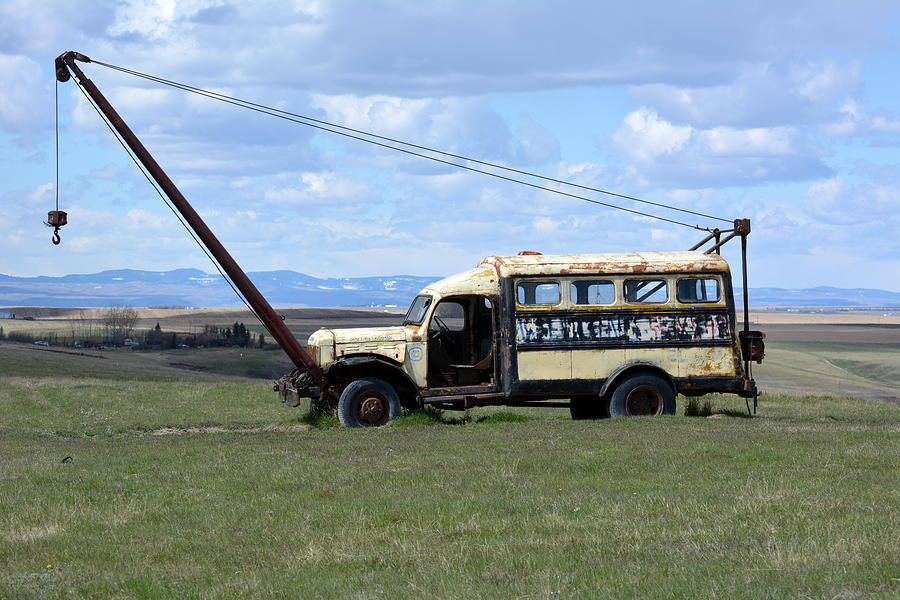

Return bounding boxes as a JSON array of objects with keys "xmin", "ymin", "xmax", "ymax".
[{"xmin": 426, "ymin": 295, "xmax": 497, "ymax": 390}]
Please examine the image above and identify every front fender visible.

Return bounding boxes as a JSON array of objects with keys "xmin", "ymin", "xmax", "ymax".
[{"xmin": 324, "ymin": 354, "xmax": 421, "ymax": 409}]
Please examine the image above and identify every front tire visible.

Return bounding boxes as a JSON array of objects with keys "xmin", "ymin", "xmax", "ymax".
[
  {"xmin": 608, "ymin": 374, "xmax": 675, "ymax": 418},
  {"xmin": 338, "ymin": 377, "xmax": 401, "ymax": 427}
]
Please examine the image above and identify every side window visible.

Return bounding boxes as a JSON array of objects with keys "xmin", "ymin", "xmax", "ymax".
[
  {"xmin": 624, "ymin": 278, "xmax": 668, "ymax": 304},
  {"xmin": 677, "ymin": 277, "xmax": 721, "ymax": 303},
  {"xmin": 571, "ymin": 280, "xmax": 615, "ymax": 305},
  {"xmin": 516, "ymin": 281, "xmax": 560, "ymax": 306},
  {"xmin": 429, "ymin": 301, "xmax": 466, "ymax": 331}
]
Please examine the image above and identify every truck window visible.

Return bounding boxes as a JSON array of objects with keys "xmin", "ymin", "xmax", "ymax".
[
  {"xmin": 429, "ymin": 301, "xmax": 466, "ymax": 331},
  {"xmin": 403, "ymin": 295, "xmax": 432, "ymax": 325},
  {"xmin": 571, "ymin": 280, "xmax": 615, "ymax": 305},
  {"xmin": 624, "ymin": 279, "xmax": 668, "ymax": 304},
  {"xmin": 677, "ymin": 278, "xmax": 720, "ymax": 303},
  {"xmin": 516, "ymin": 281, "xmax": 560, "ymax": 305}
]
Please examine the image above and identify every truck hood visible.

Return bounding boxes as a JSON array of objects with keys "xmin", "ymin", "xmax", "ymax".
[
  {"xmin": 323, "ymin": 326, "xmax": 409, "ymax": 344},
  {"xmin": 308, "ymin": 325, "xmax": 418, "ymax": 366}
]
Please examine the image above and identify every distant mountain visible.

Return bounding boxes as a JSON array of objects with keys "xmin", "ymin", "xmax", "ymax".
[
  {"xmin": 735, "ymin": 286, "xmax": 900, "ymax": 307},
  {"xmin": 0, "ymin": 269, "xmax": 440, "ymax": 308},
  {"xmin": 1, "ymin": 269, "xmax": 898, "ymax": 308}
]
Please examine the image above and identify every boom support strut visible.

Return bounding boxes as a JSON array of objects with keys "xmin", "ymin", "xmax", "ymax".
[{"xmin": 55, "ymin": 51, "xmax": 328, "ymax": 393}]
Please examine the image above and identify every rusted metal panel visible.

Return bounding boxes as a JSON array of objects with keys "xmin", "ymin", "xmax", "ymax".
[
  {"xmin": 739, "ymin": 330, "xmax": 766, "ymax": 363},
  {"xmin": 678, "ymin": 346, "xmax": 738, "ymax": 378},
  {"xmin": 419, "ymin": 267, "xmax": 499, "ymax": 297},
  {"xmin": 479, "ymin": 251, "xmax": 730, "ymax": 279}
]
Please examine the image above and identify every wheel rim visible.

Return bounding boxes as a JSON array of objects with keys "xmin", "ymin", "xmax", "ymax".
[
  {"xmin": 625, "ymin": 385, "xmax": 664, "ymax": 416},
  {"xmin": 357, "ymin": 394, "xmax": 389, "ymax": 426}
]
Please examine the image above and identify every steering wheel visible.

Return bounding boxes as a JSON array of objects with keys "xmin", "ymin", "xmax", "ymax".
[{"xmin": 431, "ymin": 315, "xmax": 450, "ymax": 340}]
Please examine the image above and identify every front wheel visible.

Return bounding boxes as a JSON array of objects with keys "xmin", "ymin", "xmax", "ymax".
[
  {"xmin": 338, "ymin": 377, "xmax": 401, "ymax": 427},
  {"xmin": 608, "ymin": 374, "xmax": 675, "ymax": 418}
]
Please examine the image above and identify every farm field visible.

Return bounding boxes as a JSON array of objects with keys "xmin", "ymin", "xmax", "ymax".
[
  {"xmin": 1, "ymin": 311, "xmax": 898, "ymax": 598},
  {"xmin": 746, "ymin": 320, "xmax": 900, "ymax": 404}
]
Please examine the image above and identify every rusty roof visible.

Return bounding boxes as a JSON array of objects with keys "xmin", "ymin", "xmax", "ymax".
[{"xmin": 477, "ymin": 251, "xmax": 730, "ymax": 277}]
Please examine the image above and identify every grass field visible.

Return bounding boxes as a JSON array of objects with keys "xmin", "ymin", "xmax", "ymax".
[
  {"xmin": 750, "ymin": 323, "xmax": 900, "ymax": 404},
  {"xmin": 1, "ymin": 314, "xmax": 899, "ymax": 598}
]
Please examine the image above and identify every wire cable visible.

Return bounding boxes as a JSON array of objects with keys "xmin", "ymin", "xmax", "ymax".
[
  {"xmin": 72, "ymin": 79, "xmax": 271, "ymax": 334},
  {"xmin": 90, "ymin": 59, "xmax": 729, "ymax": 229},
  {"xmin": 55, "ymin": 79, "xmax": 59, "ymax": 214}
]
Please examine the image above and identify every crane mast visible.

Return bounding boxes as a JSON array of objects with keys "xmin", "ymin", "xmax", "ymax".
[{"xmin": 54, "ymin": 51, "xmax": 330, "ymax": 395}]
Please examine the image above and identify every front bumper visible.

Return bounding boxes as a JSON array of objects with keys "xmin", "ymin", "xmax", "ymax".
[{"xmin": 274, "ymin": 370, "xmax": 320, "ymax": 407}]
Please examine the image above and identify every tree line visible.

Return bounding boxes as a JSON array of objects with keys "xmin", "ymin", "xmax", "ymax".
[{"xmin": 0, "ymin": 306, "xmax": 268, "ymax": 350}]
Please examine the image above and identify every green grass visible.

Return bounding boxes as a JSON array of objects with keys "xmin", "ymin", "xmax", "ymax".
[{"xmin": 1, "ymin": 341, "xmax": 899, "ymax": 598}]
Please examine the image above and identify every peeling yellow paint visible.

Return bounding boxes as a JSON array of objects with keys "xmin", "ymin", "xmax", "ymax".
[{"xmin": 518, "ymin": 350, "xmax": 571, "ymax": 380}]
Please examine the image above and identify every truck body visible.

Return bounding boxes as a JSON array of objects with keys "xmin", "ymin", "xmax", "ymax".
[{"xmin": 280, "ymin": 250, "xmax": 763, "ymax": 424}]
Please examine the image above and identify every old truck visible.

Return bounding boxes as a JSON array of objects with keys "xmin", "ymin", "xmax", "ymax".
[
  {"xmin": 278, "ymin": 250, "xmax": 764, "ymax": 426},
  {"xmin": 54, "ymin": 51, "xmax": 764, "ymax": 427}
]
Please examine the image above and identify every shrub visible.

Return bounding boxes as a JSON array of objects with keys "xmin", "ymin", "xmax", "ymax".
[
  {"xmin": 5, "ymin": 331, "xmax": 36, "ymax": 343},
  {"xmin": 685, "ymin": 397, "xmax": 714, "ymax": 417}
]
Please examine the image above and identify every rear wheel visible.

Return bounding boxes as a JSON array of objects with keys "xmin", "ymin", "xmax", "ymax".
[
  {"xmin": 608, "ymin": 374, "xmax": 675, "ymax": 418},
  {"xmin": 338, "ymin": 377, "xmax": 401, "ymax": 427}
]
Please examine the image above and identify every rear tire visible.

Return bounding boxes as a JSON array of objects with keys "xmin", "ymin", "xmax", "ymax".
[
  {"xmin": 338, "ymin": 377, "xmax": 400, "ymax": 427},
  {"xmin": 569, "ymin": 397, "xmax": 606, "ymax": 420},
  {"xmin": 608, "ymin": 374, "xmax": 675, "ymax": 418}
]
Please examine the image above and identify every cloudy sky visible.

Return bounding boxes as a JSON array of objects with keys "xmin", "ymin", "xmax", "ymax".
[{"xmin": 2, "ymin": 0, "xmax": 899, "ymax": 290}]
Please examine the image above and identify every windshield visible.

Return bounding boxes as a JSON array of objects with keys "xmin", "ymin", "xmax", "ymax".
[{"xmin": 403, "ymin": 295, "xmax": 433, "ymax": 325}]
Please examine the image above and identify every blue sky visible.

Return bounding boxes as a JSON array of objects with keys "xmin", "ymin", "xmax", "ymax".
[{"xmin": 2, "ymin": 0, "xmax": 899, "ymax": 290}]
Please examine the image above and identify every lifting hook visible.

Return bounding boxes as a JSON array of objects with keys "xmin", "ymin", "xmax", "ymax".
[{"xmin": 45, "ymin": 210, "xmax": 67, "ymax": 246}]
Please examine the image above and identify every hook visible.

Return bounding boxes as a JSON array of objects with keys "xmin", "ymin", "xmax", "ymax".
[{"xmin": 52, "ymin": 228, "xmax": 61, "ymax": 245}]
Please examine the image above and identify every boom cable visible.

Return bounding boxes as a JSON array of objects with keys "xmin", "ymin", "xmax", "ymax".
[
  {"xmin": 72, "ymin": 80, "xmax": 272, "ymax": 335},
  {"xmin": 90, "ymin": 59, "xmax": 730, "ymax": 231},
  {"xmin": 55, "ymin": 80, "xmax": 59, "ymax": 215}
]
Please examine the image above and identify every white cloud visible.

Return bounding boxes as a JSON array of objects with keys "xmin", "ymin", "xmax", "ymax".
[
  {"xmin": 26, "ymin": 183, "xmax": 55, "ymax": 208},
  {"xmin": 630, "ymin": 61, "xmax": 860, "ymax": 128},
  {"xmin": 610, "ymin": 109, "xmax": 831, "ymax": 188},
  {"xmin": 701, "ymin": 126, "xmax": 797, "ymax": 156},
  {"xmin": 611, "ymin": 109, "xmax": 691, "ymax": 161},
  {"xmin": 804, "ymin": 176, "xmax": 900, "ymax": 225},
  {"xmin": 0, "ymin": 55, "xmax": 46, "ymax": 132},
  {"xmin": 533, "ymin": 216, "xmax": 559, "ymax": 234},
  {"xmin": 821, "ymin": 99, "xmax": 900, "ymax": 137},
  {"xmin": 311, "ymin": 94, "xmax": 513, "ymax": 163},
  {"xmin": 108, "ymin": 0, "xmax": 182, "ymax": 40},
  {"xmin": 263, "ymin": 171, "xmax": 372, "ymax": 206}
]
